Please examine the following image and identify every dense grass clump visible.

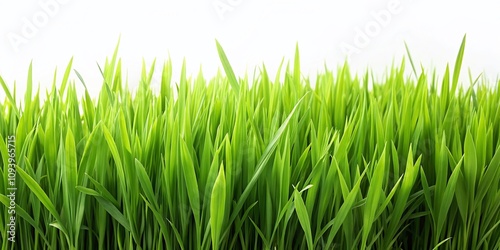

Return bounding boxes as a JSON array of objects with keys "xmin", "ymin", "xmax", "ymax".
[{"xmin": 1, "ymin": 37, "xmax": 500, "ymax": 249}]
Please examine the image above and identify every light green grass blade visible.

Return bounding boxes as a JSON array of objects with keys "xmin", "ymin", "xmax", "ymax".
[
  {"xmin": 362, "ymin": 147, "xmax": 386, "ymax": 249},
  {"xmin": 464, "ymin": 130, "xmax": 477, "ymax": 201},
  {"xmin": 60, "ymin": 57, "xmax": 73, "ymax": 96},
  {"xmin": 16, "ymin": 167, "xmax": 69, "ymax": 237},
  {"xmin": 215, "ymin": 40, "xmax": 239, "ymax": 93},
  {"xmin": 24, "ymin": 61, "xmax": 33, "ymax": 109},
  {"xmin": 437, "ymin": 157, "xmax": 463, "ymax": 240},
  {"xmin": 451, "ymin": 35, "xmax": 466, "ymax": 94},
  {"xmin": 0, "ymin": 75, "xmax": 19, "ymax": 117},
  {"xmin": 211, "ymin": 164, "xmax": 226, "ymax": 250},
  {"xmin": 294, "ymin": 188, "xmax": 313, "ymax": 250}
]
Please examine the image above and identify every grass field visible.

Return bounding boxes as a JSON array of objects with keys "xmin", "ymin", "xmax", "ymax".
[{"xmin": 1, "ymin": 36, "xmax": 500, "ymax": 249}]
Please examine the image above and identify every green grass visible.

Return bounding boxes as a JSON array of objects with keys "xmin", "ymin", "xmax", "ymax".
[{"xmin": 1, "ymin": 36, "xmax": 500, "ymax": 249}]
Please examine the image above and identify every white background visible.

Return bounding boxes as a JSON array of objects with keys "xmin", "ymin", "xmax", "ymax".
[{"xmin": 1, "ymin": 0, "xmax": 499, "ymax": 100}]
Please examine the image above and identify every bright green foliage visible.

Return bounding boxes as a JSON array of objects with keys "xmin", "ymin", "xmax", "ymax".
[{"xmin": 1, "ymin": 36, "xmax": 500, "ymax": 249}]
